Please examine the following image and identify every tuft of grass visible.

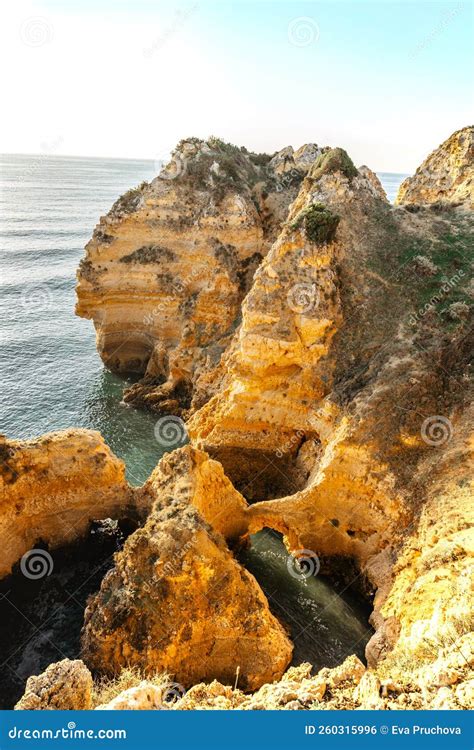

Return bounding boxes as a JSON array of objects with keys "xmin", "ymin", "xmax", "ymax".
[
  {"xmin": 110, "ymin": 183, "xmax": 148, "ymax": 216},
  {"xmin": 92, "ymin": 667, "xmax": 169, "ymax": 708}
]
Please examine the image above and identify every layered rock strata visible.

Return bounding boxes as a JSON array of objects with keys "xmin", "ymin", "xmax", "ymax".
[
  {"xmin": 187, "ymin": 140, "xmax": 473, "ymax": 670},
  {"xmin": 12, "ymin": 128, "xmax": 472, "ymax": 709},
  {"xmin": 396, "ymin": 126, "xmax": 474, "ymax": 207},
  {"xmin": 0, "ymin": 430, "xmax": 135, "ymax": 579},
  {"xmin": 76, "ymin": 138, "xmax": 325, "ymax": 415}
]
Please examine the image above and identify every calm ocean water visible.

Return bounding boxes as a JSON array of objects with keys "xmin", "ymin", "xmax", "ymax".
[{"xmin": 0, "ymin": 154, "xmax": 408, "ymax": 485}]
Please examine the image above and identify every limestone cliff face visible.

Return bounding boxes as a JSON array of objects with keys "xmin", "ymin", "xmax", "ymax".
[
  {"xmin": 81, "ymin": 446, "xmax": 293, "ymax": 691},
  {"xmin": 76, "ymin": 138, "xmax": 323, "ymax": 415},
  {"xmin": 188, "ymin": 140, "xmax": 473, "ymax": 673},
  {"xmin": 396, "ymin": 126, "xmax": 474, "ymax": 207},
  {"xmin": 372, "ymin": 404, "xmax": 474, "ymax": 673},
  {"xmin": 0, "ymin": 430, "xmax": 134, "ymax": 579},
  {"xmin": 9, "ymin": 130, "xmax": 473, "ymax": 708}
]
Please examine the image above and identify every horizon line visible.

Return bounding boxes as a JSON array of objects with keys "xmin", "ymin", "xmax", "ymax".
[{"xmin": 0, "ymin": 151, "xmax": 411, "ymax": 177}]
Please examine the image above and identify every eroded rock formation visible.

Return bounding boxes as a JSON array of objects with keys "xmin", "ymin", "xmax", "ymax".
[
  {"xmin": 76, "ymin": 138, "xmax": 326, "ymax": 415},
  {"xmin": 396, "ymin": 126, "xmax": 474, "ymax": 207},
  {"xmin": 0, "ymin": 430, "xmax": 135, "ymax": 579},
  {"xmin": 15, "ymin": 659, "xmax": 93, "ymax": 710},
  {"xmin": 81, "ymin": 446, "xmax": 293, "ymax": 691},
  {"xmin": 9, "ymin": 128, "xmax": 473, "ymax": 710},
  {"xmin": 187, "ymin": 138, "xmax": 473, "ymax": 675}
]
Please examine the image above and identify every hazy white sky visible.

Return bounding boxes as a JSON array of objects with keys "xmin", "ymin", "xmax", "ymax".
[{"xmin": 2, "ymin": 0, "xmax": 473, "ymax": 171}]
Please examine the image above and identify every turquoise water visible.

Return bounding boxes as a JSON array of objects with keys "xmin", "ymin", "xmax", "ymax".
[
  {"xmin": 0, "ymin": 153, "xmax": 407, "ymax": 485},
  {"xmin": 239, "ymin": 530, "xmax": 372, "ymax": 669},
  {"xmin": 0, "ymin": 154, "xmax": 161, "ymax": 485}
]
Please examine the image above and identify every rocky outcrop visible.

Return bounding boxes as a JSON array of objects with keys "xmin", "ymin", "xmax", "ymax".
[
  {"xmin": 15, "ymin": 659, "xmax": 92, "ymax": 710},
  {"xmin": 369, "ymin": 404, "xmax": 474, "ymax": 673},
  {"xmin": 81, "ymin": 446, "xmax": 292, "ymax": 691},
  {"xmin": 10, "ymin": 130, "xmax": 472, "ymax": 710},
  {"xmin": 76, "ymin": 138, "xmax": 326, "ymax": 416},
  {"xmin": 94, "ymin": 649, "xmax": 473, "ymax": 710},
  {"xmin": 396, "ymin": 126, "xmax": 474, "ymax": 207},
  {"xmin": 188, "ymin": 138, "xmax": 473, "ymax": 675},
  {"xmin": 0, "ymin": 430, "xmax": 136, "ymax": 579}
]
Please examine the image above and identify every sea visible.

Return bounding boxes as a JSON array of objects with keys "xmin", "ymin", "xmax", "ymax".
[
  {"xmin": 0, "ymin": 153, "xmax": 407, "ymax": 485},
  {"xmin": 0, "ymin": 154, "xmax": 407, "ymax": 696}
]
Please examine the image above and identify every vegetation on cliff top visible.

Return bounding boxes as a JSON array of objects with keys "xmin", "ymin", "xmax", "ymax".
[
  {"xmin": 110, "ymin": 182, "xmax": 148, "ymax": 216},
  {"xmin": 308, "ymin": 147, "xmax": 358, "ymax": 182}
]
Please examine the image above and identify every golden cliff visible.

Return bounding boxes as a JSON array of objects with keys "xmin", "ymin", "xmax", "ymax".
[
  {"xmin": 81, "ymin": 446, "xmax": 292, "ymax": 691},
  {"xmin": 187, "ymin": 141, "xmax": 473, "ymax": 673},
  {"xmin": 76, "ymin": 138, "xmax": 325, "ymax": 415},
  {"xmin": 396, "ymin": 126, "xmax": 474, "ymax": 208},
  {"xmin": 0, "ymin": 429, "xmax": 134, "ymax": 579},
  {"xmin": 9, "ymin": 127, "xmax": 473, "ymax": 711}
]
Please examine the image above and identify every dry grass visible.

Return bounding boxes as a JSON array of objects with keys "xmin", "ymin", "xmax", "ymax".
[{"xmin": 92, "ymin": 667, "xmax": 170, "ymax": 708}]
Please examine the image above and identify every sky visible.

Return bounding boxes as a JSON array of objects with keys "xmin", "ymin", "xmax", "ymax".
[{"xmin": 1, "ymin": 0, "xmax": 473, "ymax": 172}]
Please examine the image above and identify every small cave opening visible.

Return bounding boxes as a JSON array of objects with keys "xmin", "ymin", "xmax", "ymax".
[
  {"xmin": 237, "ymin": 528, "xmax": 373, "ymax": 671},
  {"xmin": 207, "ymin": 446, "xmax": 312, "ymax": 502},
  {"xmin": 0, "ymin": 518, "xmax": 136, "ymax": 709}
]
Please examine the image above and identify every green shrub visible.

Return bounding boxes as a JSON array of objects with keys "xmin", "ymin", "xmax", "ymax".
[{"xmin": 290, "ymin": 203, "xmax": 340, "ymax": 244}]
